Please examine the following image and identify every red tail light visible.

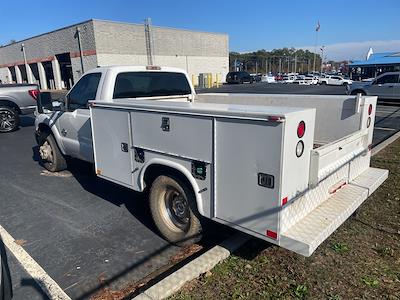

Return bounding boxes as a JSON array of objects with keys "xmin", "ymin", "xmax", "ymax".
[
  {"xmin": 368, "ymin": 104, "xmax": 373, "ymax": 115},
  {"xmin": 297, "ymin": 121, "xmax": 305, "ymax": 138},
  {"xmin": 266, "ymin": 230, "xmax": 277, "ymax": 240},
  {"xmin": 28, "ymin": 89, "xmax": 40, "ymax": 100}
]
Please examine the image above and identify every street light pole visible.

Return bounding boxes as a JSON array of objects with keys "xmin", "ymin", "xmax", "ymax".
[
  {"xmin": 21, "ymin": 43, "xmax": 31, "ymax": 83},
  {"xmin": 320, "ymin": 46, "xmax": 325, "ymax": 74},
  {"xmin": 76, "ymin": 27, "xmax": 85, "ymax": 75}
]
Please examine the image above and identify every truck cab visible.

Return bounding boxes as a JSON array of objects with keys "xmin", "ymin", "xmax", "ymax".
[
  {"xmin": 35, "ymin": 66, "xmax": 195, "ymax": 168},
  {"xmin": 347, "ymin": 71, "xmax": 400, "ymax": 100}
]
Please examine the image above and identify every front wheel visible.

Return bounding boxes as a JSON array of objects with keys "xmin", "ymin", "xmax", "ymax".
[
  {"xmin": 38, "ymin": 133, "xmax": 67, "ymax": 172},
  {"xmin": 149, "ymin": 175, "xmax": 202, "ymax": 246},
  {"xmin": 0, "ymin": 106, "xmax": 19, "ymax": 133}
]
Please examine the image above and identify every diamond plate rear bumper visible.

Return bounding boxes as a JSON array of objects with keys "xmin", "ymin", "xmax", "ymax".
[{"xmin": 280, "ymin": 167, "xmax": 388, "ymax": 257}]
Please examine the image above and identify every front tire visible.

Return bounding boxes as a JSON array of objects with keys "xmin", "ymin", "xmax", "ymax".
[
  {"xmin": 0, "ymin": 106, "xmax": 19, "ymax": 133},
  {"xmin": 149, "ymin": 175, "xmax": 202, "ymax": 246},
  {"xmin": 38, "ymin": 133, "xmax": 67, "ymax": 172}
]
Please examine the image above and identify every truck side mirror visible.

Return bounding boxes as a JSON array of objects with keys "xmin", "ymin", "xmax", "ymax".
[{"xmin": 52, "ymin": 100, "xmax": 64, "ymax": 111}]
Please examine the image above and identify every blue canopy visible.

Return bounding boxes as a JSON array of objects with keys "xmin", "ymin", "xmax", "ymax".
[{"xmin": 350, "ymin": 52, "xmax": 400, "ymax": 66}]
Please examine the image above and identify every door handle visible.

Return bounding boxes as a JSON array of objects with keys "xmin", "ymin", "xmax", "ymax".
[{"xmin": 61, "ymin": 129, "xmax": 67, "ymax": 136}]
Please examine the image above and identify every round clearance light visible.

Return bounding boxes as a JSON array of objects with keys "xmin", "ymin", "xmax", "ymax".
[
  {"xmin": 297, "ymin": 121, "xmax": 306, "ymax": 138},
  {"xmin": 367, "ymin": 117, "xmax": 371, "ymax": 128},
  {"xmin": 368, "ymin": 104, "xmax": 373, "ymax": 115},
  {"xmin": 296, "ymin": 140, "xmax": 304, "ymax": 157}
]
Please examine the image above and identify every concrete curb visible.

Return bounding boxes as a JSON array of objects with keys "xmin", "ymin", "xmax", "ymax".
[
  {"xmin": 372, "ymin": 130, "xmax": 400, "ymax": 156},
  {"xmin": 133, "ymin": 233, "xmax": 249, "ymax": 300}
]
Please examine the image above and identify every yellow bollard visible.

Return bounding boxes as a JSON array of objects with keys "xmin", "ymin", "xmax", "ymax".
[
  {"xmin": 191, "ymin": 74, "xmax": 196, "ymax": 87},
  {"xmin": 216, "ymin": 73, "xmax": 220, "ymax": 88},
  {"xmin": 208, "ymin": 73, "xmax": 212, "ymax": 88}
]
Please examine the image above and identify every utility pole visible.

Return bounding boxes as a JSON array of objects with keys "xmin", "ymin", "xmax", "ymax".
[
  {"xmin": 144, "ymin": 18, "xmax": 154, "ymax": 66},
  {"xmin": 294, "ymin": 55, "xmax": 297, "ymax": 73},
  {"xmin": 255, "ymin": 61, "xmax": 258, "ymax": 74},
  {"xmin": 279, "ymin": 58, "xmax": 282, "ymax": 74},
  {"xmin": 76, "ymin": 27, "xmax": 85, "ymax": 74},
  {"xmin": 313, "ymin": 21, "xmax": 320, "ymax": 72},
  {"xmin": 20, "ymin": 43, "xmax": 31, "ymax": 83},
  {"xmin": 320, "ymin": 46, "xmax": 325, "ymax": 74}
]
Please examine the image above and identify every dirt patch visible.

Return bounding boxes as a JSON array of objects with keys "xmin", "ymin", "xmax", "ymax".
[{"xmin": 170, "ymin": 139, "xmax": 400, "ymax": 300}]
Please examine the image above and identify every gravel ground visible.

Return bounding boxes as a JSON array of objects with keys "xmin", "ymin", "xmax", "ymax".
[{"xmin": 170, "ymin": 139, "xmax": 400, "ymax": 300}]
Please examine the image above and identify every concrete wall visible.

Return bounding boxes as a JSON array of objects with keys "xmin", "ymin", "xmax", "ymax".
[
  {"xmin": 0, "ymin": 19, "xmax": 229, "ymax": 87},
  {"xmin": 96, "ymin": 54, "xmax": 228, "ymax": 86},
  {"xmin": 0, "ymin": 20, "xmax": 96, "ymax": 87},
  {"xmin": 70, "ymin": 55, "xmax": 98, "ymax": 82},
  {"xmin": 93, "ymin": 20, "xmax": 229, "ymax": 84}
]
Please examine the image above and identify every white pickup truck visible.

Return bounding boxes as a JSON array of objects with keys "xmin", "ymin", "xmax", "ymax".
[
  {"xmin": 319, "ymin": 75, "xmax": 352, "ymax": 86},
  {"xmin": 35, "ymin": 66, "xmax": 388, "ymax": 256}
]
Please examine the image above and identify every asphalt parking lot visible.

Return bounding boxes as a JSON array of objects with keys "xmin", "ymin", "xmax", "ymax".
[
  {"xmin": 1, "ymin": 84, "xmax": 399, "ymax": 299},
  {"xmin": 0, "ymin": 117, "xmax": 184, "ymax": 299}
]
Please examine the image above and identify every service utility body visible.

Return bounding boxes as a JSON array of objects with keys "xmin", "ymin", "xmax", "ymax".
[{"xmin": 35, "ymin": 66, "xmax": 388, "ymax": 257}]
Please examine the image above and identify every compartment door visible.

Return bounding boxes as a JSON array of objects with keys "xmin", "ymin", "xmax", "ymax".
[
  {"xmin": 91, "ymin": 108, "xmax": 133, "ymax": 188},
  {"xmin": 215, "ymin": 118, "xmax": 283, "ymax": 236}
]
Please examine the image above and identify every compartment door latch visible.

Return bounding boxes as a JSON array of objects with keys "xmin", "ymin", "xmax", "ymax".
[{"xmin": 258, "ymin": 173, "xmax": 274, "ymax": 189}]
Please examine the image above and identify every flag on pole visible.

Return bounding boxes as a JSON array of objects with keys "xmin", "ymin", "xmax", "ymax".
[
  {"xmin": 366, "ymin": 47, "xmax": 373, "ymax": 60},
  {"xmin": 316, "ymin": 21, "xmax": 320, "ymax": 32}
]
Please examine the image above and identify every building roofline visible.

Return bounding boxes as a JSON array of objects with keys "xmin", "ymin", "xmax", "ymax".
[
  {"xmin": 0, "ymin": 19, "xmax": 94, "ymax": 49},
  {"xmin": 91, "ymin": 18, "xmax": 228, "ymax": 36}
]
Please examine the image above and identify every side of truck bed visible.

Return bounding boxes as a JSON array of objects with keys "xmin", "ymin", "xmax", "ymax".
[{"xmin": 89, "ymin": 94, "xmax": 387, "ymax": 256}]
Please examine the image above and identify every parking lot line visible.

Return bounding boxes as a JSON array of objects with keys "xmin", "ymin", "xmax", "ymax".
[{"xmin": 0, "ymin": 224, "xmax": 71, "ymax": 300}]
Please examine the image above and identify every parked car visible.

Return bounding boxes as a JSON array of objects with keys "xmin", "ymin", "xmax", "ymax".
[
  {"xmin": 275, "ymin": 74, "xmax": 284, "ymax": 81},
  {"xmin": 226, "ymin": 71, "xmax": 254, "ymax": 84},
  {"xmin": 0, "ymin": 84, "xmax": 40, "ymax": 132},
  {"xmin": 261, "ymin": 74, "xmax": 276, "ymax": 83},
  {"xmin": 0, "ymin": 239, "xmax": 12, "ymax": 300},
  {"xmin": 282, "ymin": 75, "xmax": 296, "ymax": 83},
  {"xmin": 319, "ymin": 75, "xmax": 352, "ymax": 86},
  {"xmin": 346, "ymin": 71, "xmax": 400, "ymax": 100},
  {"xmin": 305, "ymin": 74, "xmax": 319, "ymax": 85},
  {"xmin": 250, "ymin": 73, "xmax": 262, "ymax": 82}
]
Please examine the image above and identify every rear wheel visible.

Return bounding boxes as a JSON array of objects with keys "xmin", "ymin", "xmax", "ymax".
[
  {"xmin": 351, "ymin": 90, "xmax": 366, "ymax": 96},
  {"xmin": 0, "ymin": 106, "xmax": 19, "ymax": 133},
  {"xmin": 149, "ymin": 175, "xmax": 202, "ymax": 246},
  {"xmin": 38, "ymin": 133, "xmax": 67, "ymax": 172}
]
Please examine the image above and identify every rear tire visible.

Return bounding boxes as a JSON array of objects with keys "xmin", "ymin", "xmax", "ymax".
[
  {"xmin": 38, "ymin": 133, "xmax": 67, "ymax": 172},
  {"xmin": 149, "ymin": 175, "xmax": 202, "ymax": 246},
  {"xmin": 0, "ymin": 106, "xmax": 19, "ymax": 133}
]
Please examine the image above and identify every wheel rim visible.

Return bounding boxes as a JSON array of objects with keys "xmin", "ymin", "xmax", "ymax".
[
  {"xmin": 39, "ymin": 141, "xmax": 54, "ymax": 164},
  {"xmin": 164, "ymin": 187, "xmax": 190, "ymax": 231},
  {"xmin": 0, "ymin": 110, "xmax": 16, "ymax": 131}
]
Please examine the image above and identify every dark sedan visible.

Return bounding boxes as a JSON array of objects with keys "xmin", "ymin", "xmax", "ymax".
[{"xmin": 226, "ymin": 71, "xmax": 254, "ymax": 84}]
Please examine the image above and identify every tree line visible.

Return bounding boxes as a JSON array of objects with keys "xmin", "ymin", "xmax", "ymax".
[{"xmin": 230, "ymin": 48, "xmax": 322, "ymax": 74}]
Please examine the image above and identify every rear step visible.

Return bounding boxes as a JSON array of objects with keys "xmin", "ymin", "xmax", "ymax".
[{"xmin": 280, "ymin": 167, "xmax": 388, "ymax": 257}]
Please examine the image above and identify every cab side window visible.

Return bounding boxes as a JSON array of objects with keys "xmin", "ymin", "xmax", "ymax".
[
  {"xmin": 68, "ymin": 73, "xmax": 101, "ymax": 111},
  {"xmin": 375, "ymin": 74, "xmax": 399, "ymax": 85}
]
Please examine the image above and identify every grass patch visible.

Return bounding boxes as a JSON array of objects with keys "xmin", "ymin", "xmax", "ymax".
[
  {"xmin": 331, "ymin": 242, "xmax": 350, "ymax": 254},
  {"xmin": 361, "ymin": 276, "xmax": 379, "ymax": 288}
]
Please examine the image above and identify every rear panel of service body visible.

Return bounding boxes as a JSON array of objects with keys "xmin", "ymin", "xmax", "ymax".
[{"xmin": 214, "ymin": 118, "xmax": 284, "ymax": 238}]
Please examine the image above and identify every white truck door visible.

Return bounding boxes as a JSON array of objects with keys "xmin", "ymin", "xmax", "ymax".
[{"xmin": 56, "ymin": 72, "xmax": 102, "ymax": 162}]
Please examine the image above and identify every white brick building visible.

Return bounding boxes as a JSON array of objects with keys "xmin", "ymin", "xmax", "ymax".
[{"xmin": 0, "ymin": 19, "xmax": 229, "ymax": 89}]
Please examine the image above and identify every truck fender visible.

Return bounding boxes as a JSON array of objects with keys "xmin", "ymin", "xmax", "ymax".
[
  {"xmin": 139, "ymin": 158, "xmax": 205, "ymax": 216},
  {"xmin": 35, "ymin": 114, "xmax": 67, "ymax": 155}
]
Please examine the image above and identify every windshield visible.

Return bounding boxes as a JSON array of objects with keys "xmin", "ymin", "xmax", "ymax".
[{"xmin": 113, "ymin": 72, "xmax": 192, "ymax": 99}]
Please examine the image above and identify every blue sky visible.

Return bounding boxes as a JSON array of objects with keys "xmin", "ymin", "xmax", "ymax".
[{"xmin": 2, "ymin": 0, "xmax": 400, "ymax": 60}]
